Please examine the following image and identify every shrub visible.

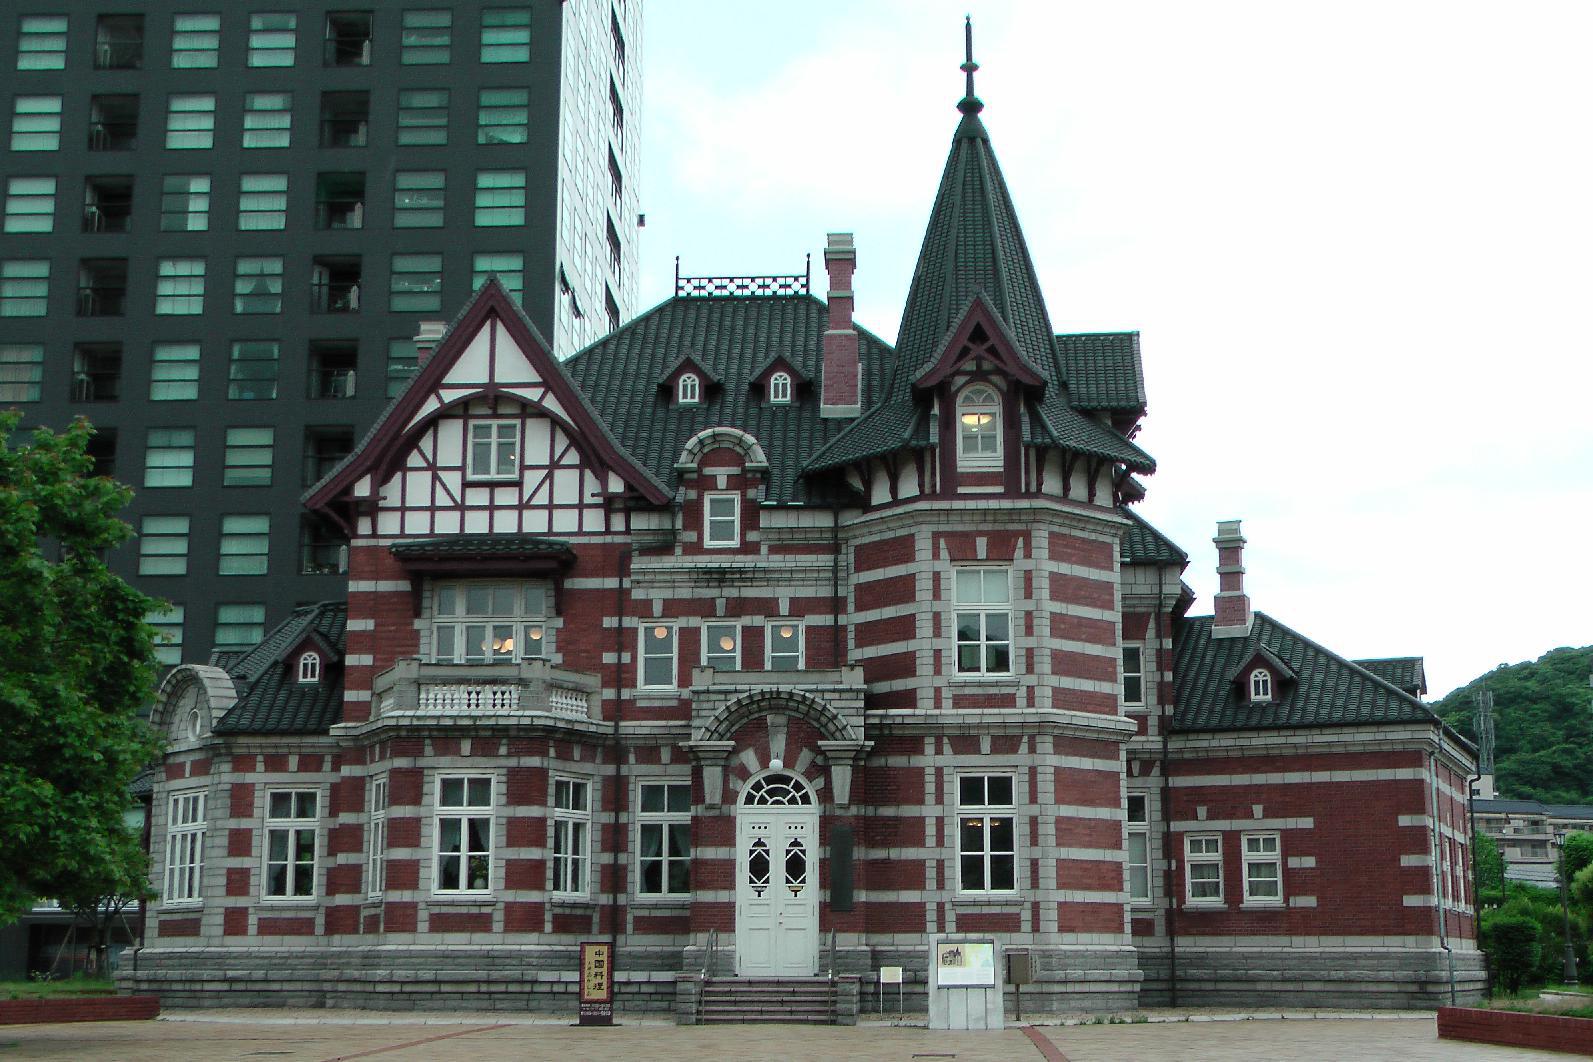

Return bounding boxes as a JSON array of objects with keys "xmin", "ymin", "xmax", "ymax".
[{"xmin": 1488, "ymin": 913, "xmax": 1542, "ymax": 994}]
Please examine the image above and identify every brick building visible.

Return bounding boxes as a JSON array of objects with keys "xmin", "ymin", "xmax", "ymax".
[{"xmin": 122, "ymin": 52, "xmax": 1483, "ymax": 1016}]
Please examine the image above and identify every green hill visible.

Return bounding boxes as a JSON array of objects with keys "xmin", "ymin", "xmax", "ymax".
[{"xmin": 1434, "ymin": 646, "xmax": 1593, "ymax": 803}]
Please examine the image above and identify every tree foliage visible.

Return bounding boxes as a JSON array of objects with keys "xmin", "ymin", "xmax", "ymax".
[
  {"xmin": 0, "ymin": 413, "xmax": 161, "ymax": 924},
  {"xmin": 1474, "ymin": 830, "xmax": 1505, "ymax": 899},
  {"xmin": 1435, "ymin": 646, "xmax": 1593, "ymax": 803},
  {"xmin": 1563, "ymin": 831, "xmax": 1593, "ymax": 882},
  {"xmin": 1485, "ymin": 910, "xmax": 1542, "ymax": 994}
]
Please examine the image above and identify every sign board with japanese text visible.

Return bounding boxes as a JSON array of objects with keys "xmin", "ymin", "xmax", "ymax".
[{"xmin": 578, "ymin": 941, "xmax": 613, "ymax": 1025}]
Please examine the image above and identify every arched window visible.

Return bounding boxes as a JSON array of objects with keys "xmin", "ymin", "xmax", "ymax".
[
  {"xmin": 186, "ymin": 707, "xmax": 203, "ymax": 741},
  {"xmin": 299, "ymin": 652, "xmax": 321, "ymax": 683},
  {"xmin": 769, "ymin": 372, "xmax": 791, "ymax": 404},
  {"xmin": 956, "ymin": 385, "xmax": 1001, "ymax": 467},
  {"xmin": 1249, "ymin": 668, "xmax": 1272, "ymax": 702},
  {"xmin": 678, "ymin": 373, "xmax": 700, "ymax": 404}
]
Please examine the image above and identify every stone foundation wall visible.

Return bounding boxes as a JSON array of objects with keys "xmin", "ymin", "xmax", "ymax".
[{"xmin": 1135, "ymin": 945, "xmax": 1487, "ymax": 1009}]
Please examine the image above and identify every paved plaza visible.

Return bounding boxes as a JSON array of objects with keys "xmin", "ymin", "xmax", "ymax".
[{"xmin": 0, "ymin": 1012, "xmax": 1572, "ymax": 1061}]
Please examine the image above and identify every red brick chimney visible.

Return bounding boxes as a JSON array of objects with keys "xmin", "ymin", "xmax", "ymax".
[
  {"xmin": 414, "ymin": 319, "xmax": 446, "ymax": 367},
  {"xmin": 820, "ymin": 232, "xmax": 861, "ymax": 418},
  {"xmin": 1211, "ymin": 519, "xmax": 1254, "ymax": 639}
]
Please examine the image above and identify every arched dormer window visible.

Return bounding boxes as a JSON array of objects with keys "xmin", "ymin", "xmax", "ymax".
[
  {"xmin": 299, "ymin": 652, "xmax": 321, "ymax": 684},
  {"xmin": 678, "ymin": 373, "xmax": 700, "ymax": 405},
  {"xmin": 1249, "ymin": 668, "xmax": 1272, "ymax": 702},
  {"xmin": 957, "ymin": 385, "xmax": 1001, "ymax": 468},
  {"xmin": 186, "ymin": 707, "xmax": 203, "ymax": 741},
  {"xmin": 769, "ymin": 372, "xmax": 791, "ymax": 404}
]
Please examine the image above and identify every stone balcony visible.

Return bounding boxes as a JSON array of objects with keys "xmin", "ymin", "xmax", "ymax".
[{"xmin": 368, "ymin": 658, "xmax": 601, "ymax": 727}]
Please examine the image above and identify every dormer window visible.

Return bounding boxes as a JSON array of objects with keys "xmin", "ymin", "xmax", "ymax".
[
  {"xmin": 1249, "ymin": 668, "xmax": 1272, "ymax": 702},
  {"xmin": 956, "ymin": 385, "xmax": 1001, "ymax": 468},
  {"xmin": 678, "ymin": 373, "xmax": 700, "ymax": 405},
  {"xmin": 186, "ymin": 707, "xmax": 203, "ymax": 740},
  {"xmin": 769, "ymin": 372, "xmax": 791, "ymax": 404},
  {"xmin": 298, "ymin": 652, "xmax": 321, "ymax": 683},
  {"xmin": 467, "ymin": 420, "xmax": 519, "ymax": 480}
]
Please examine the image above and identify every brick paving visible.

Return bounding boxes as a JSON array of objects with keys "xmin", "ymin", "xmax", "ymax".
[{"xmin": 0, "ymin": 1013, "xmax": 1569, "ymax": 1060}]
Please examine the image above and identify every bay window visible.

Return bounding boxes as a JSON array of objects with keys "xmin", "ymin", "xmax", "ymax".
[{"xmin": 431, "ymin": 581, "xmax": 549, "ymax": 663}]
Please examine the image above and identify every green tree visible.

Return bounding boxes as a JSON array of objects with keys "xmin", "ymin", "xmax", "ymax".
[
  {"xmin": 1573, "ymin": 862, "xmax": 1593, "ymax": 912},
  {"xmin": 0, "ymin": 413, "xmax": 161, "ymax": 924},
  {"xmin": 1485, "ymin": 910, "xmax": 1541, "ymax": 993},
  {"xmin": 1563, "ymin": 831, "xmax": 1593, "ymax": 882},
  {"xmin": 1474, "ymin": 831, "xmax": 1506, "ymax": 901}
]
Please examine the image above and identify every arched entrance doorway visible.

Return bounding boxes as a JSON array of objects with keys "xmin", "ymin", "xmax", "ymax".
[{"xmin": 735, "ymin": 770, "xmax": 819, "ymax": 976}]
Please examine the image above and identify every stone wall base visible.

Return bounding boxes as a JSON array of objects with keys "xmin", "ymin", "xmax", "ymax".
[{"xmin": 1134, "ymin": 945, "xmax": 1488, "ymax": 1009}]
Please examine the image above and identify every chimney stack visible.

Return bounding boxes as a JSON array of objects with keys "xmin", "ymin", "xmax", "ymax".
[
  {"xmin": 414, "ymin": 320, "xmax": 446, "ymax": 367},
  {"xmin": 1211, "ymin": 519, "xmax": 1254, "ymax": 639},
  {"xmin": 820, "ymin": 232, "xmax": 861, "ymax": 418}
]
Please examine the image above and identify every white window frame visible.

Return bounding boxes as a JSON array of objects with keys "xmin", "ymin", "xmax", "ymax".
[
  {"xmin": 769, "ymin": 372, "xmax": 791, "ymax": 404},
  {"xmin": 1249, "ymin": 668, "xmax": 1272, "ymax": 702},
  {"xmin": 466, "ymin": 419, "xmax": 519, "ymax": 481},
  {"xmin": 367, "ymin": 776, "xmax": 388, "ymax": 899},
  {"xmin": 552, "ymin": 776, "xmax": 591, "ymax": 898},
  {"xmin": 766, "ymin": 621, "xmax": 803, "ymax": 671},
  {"xmin": 1122, "ymin": 645, "xmax": 1145, "ymax": 707},
  {"xmin": 677, "ymin": 372, "xmax": 699, "ymax": 404},
  {"xmin": 298, "ymin": 652, "xmax": 320, "ymax": 683},
  {"xmin": 433, "ymin": 774, "xmax": 493, "ymax": 895},
  {"xmin": 639, "ymin": 622, "xmax": 676, "ymax": 690},
  {"xmin": 956, "ymin": 773, "xmax": 1018, "ymax": 895},
  {"xmin": 955, "ymin": 384, "xmax": 1002, "ymax": 468},
  {"xmin": 635, "ymin": 781, "xmax": 691, "ymax": 897},
  {"xmin": 1242, "ymin": 832, "xmax": 1282, "ymax": 905},
  {"xmin": 1185, "ymin": 833, "xmax": 1223, "ymax": 905},
  {"xmin": 953, "ymin": 567, "xmax": 1012, "ymax": 676},
  {"xmin": 262, "ymin": 789, "xmax": 319, "ymax": 900},
  {"xmin": 430, "ymin": 581, "xmax": 549, "ymax": 664},
  {"xmin": 703, "ymin": 622, "xmax": 739, "ymax": 672},
  {"xmin": 1127, "ymin": 794, "xmax": 1150, "ymax": 904},
  {"xmin": 703, "ymin": 492, "xmax": 739, "ymax": 548},
  {"xmin": 164, "ymin": 790, "xmax": 206, "ymax": 905}
]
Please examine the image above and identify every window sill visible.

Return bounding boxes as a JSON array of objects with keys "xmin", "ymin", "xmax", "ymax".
[
  {"xmin": 951, "ymin": 894, "xmax": 1022, "ymax": 907},
  {"xmin": 630, "ymin": 895, "xmax": 691, "ymax": 908},
  {"xmin": 464, "ymin": 475, "xmax": 519, "ymax": 485},
  {"xmin": 633, "ymin": 691, "xmax": 680, "ymax": 707},
  {"xmin": 948, "ymin": 675, "xmax": 1020, "ymax": 686},
  {"xmin": 551, "ymin": 896, "xmax": 595, "ymax": 908},
  {"xmin": 258, "ymin": 897, "xmax": 320, "ymax": 907},
  {"xmin": 158, "ymin": 901, "xmax": 204, "ymax": 911},
  {"xmin": 1239, "ymin": 901, "xmax": 1285, "ymax": 911},
  {"xmin": 1182, "ymin": 901, "xmax": 1228, "ymax": 911},
  {"xmin": 427, "ymin": 894, "xmax": 496, "ymax": 905}
]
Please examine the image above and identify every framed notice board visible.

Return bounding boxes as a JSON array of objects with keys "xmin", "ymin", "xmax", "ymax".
[
  {"xmin": 579, "ymin": 941, "xmax": 614, "ymax": 1025},
  {"xmin": 934, "ymin": 939, "xmax": 996, "ymax": 987}
]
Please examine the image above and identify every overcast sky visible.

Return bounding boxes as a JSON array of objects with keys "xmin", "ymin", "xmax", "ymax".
[{"xmin": 635, "ymin": 1, "xmax": 1593, "ymax": 699}]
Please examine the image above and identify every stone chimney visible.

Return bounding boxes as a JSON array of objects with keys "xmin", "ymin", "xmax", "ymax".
[
  {"xmin": 414, "ymin": 320, "xmax": 447, "ymax": 367},
  {"xmin": 1211, "ymin": 519, "xmax": 1254, "ymax": 639},
  {"xmin": 820, "ymin": 232, "xmax": 861, "ymax": 418}
]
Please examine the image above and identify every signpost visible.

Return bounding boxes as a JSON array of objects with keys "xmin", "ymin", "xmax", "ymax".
[{"xmin": 578, "ymin": 941, "xmax": 614, "ymax": 1026}]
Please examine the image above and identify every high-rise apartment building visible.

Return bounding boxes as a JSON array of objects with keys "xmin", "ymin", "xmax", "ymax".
[{"xmin": 0, "ymin": 1, "xmax": 641, "ymax": 661}]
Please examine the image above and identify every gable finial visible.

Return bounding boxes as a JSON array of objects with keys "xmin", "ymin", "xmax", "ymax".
[{"xmin": 958, "ymin": 15, "xmax": 983, "ymax": 116}]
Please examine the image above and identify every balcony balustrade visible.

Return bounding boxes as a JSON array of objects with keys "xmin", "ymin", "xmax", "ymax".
[{"xmin": 371, "ymin": 659, "xmax": 599, "ymax": 723}]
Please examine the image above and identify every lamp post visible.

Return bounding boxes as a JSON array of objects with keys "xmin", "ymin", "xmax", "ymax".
[{"xmin": 1551, "ymin": 830, "xmax": 1579, "ymax": 985}]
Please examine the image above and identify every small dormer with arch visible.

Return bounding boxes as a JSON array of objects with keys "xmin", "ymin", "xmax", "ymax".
[
  {"xmin": 675, "ymin": 427, "xmax": 768, "ymax": 554},
  {"xmin": 281, "ymin": 627, "xmax": 341, "ymax": 690},
  {"xmin": 152, "ymin": 665, "xmax": 238, "ymax": 749},
  {"xmin": 657, "ymin": 353, "xmax": 720, "ymax": 408},
  {"xmin": 750, "ymin": 355, "xmax": 809, "ymax": 406},
  {"xmin": 1227, "ymin": 646, "xmax": 1296, "ymax": 706}
]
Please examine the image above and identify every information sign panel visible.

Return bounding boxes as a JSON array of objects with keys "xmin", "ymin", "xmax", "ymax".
[
  {"xmin": 934, "ymin": 939, "xmax": 996, "ymax": 987},
  {"xmin": 578, "ymin": 941, "xmax": 614, "ymax": 1025}
]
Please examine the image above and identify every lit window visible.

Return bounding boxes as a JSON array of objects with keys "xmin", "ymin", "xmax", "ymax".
[
  {"xmin": 1185, "ymin": 834, "xmax": 1223, "ymax": 904},
  {"xmin": 466, "ymin": 420, "xmax": 518, "ymax": 480},
  {"xmin": 263, "ymin": 790, "xmax": 318, "ymax": 898},
  {"xmin": 234, "ymin": 257, "xmax": 283, "ymax": 314},
  {"xmin": 391, "ymin": 253, "xmax": 443, "ymax": 311},
  {"xmin": 477, "ymin": 87, "xmax": 529, "ymax": 144},
  {"xmin": 5, "ymin": 176, "xmax": 56, "ymax": 233},
  {"xmin": 1249, "ymin": 668, "xmax": 1272, "ymax": 702},
  {"xmin": 0, "ymin": 261, "xmax": 48, "ymax": 317},
  {"xmin": 248, "ymin": 12, "xmax": 297, "ymax": 67},
  {"xmin": 155, "ymin": 258, "xmax": 206, "ymax": 315},
  {"xmin": 298, "ymin": 652, "xmax": 320, "ymax": 683},
  {"xmin": 138, "ymin": 515, "xmax": 190, "ymax": 576},
  {"xmin": 401, "ymin": 10, "xmax": 451, "ymax": 64},
  {"xmin": 1122, "ymin": 646, "xmax": 1145, "ymax": 706},
  {"xmin": 238, "ymin": 174, "xmax": 288, "ymax": 230},
  {"xmin": 430, "ymin": 582, "xmax": 549, "ymax": 664},
  {"xmin": 164, "ymin": 791, "xmax": 206, "ymax": 902},
  {"xmin": 150, "ymin": 342, "xmax": 200, "ymax": 400},
  {"xmin": 228, "ymin": 340, "xmax": 279, "ymax": 400},
  {"xmin": 480, "ymin": 8, "xmax": 531, "ymax": 63},
  {"xmin": 552, "ymin": 778, "xmax": 590, "ymax": 897},
  {"xmin": 215, "ymin": 603, "xmax": 266, "ymax": 648},
  {"xmin": 143, "ymin": 428, "xmax": 196, "ymax": 488},
  {"xmin": 703, "ymin": 623, "xmax": 739, "ymax": 671},
  {"xmin": 956, "ymin": 385, "xmax": 1001, "ymax": 468},
  {"xmin": 474, "ymin": 169, "xmax": 525, "ymax": 226},
  {"xmin": 1127, "ymin": 794, "xmax": 1150, "ymax": 903},
  {"xmin": 219, "ymin": 514, "xmax": 271, "ymax": 575},
  {"xmin": 242, "ymin": 92, "xmax": 292, "ymax": 148},
  {"xmin": 435, "ymin": 775, "xmax": 493, "ymax": 894},
  {"xmin": 1243, "ymin": 833, "xmax": 1282, "ymax": 904},
  {"xmin": 957, "ymin": 774, "xmax": 1017, "ymax": 894},
  {"xmin": 636, "ymin": 782, "xmax": 691, "ymax": 896},
  {"xmin": 223, "ymin": 426, "xmax": 274, "ymax": 486},
  {"xmin": 954, "ymin": 567, "xmax": 1011, "ymax": 675},
  {"xmin": 472, "ymin": 252, "xmax": 524, "ymax": 302},
  {"xmin": 766, "ymin": 623, "xmax": 803, "ymax": 671},
  {"xmin": 704, "ymin": 493, "xmax": 738, "ymax": 548},
  {"xmin": 397, "ymin": 89, "xmax": 449, "ymax": 145},
  {"xmin": 639, "ymin": 623, "xmax": 676, "ymax": 689},
  {"xmin": 171, "ymin": 14, "xmax": 220, "ymax": 68},
  {"xmin": 394, "ymin": 171, "xmax": 445, "ymax": 228},
  {"xmin": 159, "ymin": 175, "xmax": 211, "ymax": 231},
  {"xmin": 148, "ymin": 605, "xmax": 185, "ymax": 665},
  {"xmin": 367, "ymin": 776, "xmax": 388, "ymax": 898},
  {"xmin": 10, "ymin": 96, "xmax": 62, "ymax": 151},
  {"xmin": 769, "ymin": 372, "xmax": 792, "ymax": 404},
  {"xmin": 677, "ymin": 373, "xmax": 699, "ymax": 404},
  {"xmin": 17, "ymin": 15, "xmax": 69, "ymax": 71},
  {"xmin": 165, "ymin": 94, "xmax": 216, "ymax": 149}
]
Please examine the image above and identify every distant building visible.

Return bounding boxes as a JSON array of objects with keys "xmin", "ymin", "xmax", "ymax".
[{"xmin": 1473, "ymin": 799, "xmax": 1593, "ymax": 887}]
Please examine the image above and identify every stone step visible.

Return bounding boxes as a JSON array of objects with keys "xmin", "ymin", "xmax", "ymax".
[{"xmin": 699, "ymin": 978, "xmax": 839, "ymax": 1025}]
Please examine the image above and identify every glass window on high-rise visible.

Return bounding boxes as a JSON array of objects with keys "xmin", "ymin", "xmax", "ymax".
[
  {"xmin": 402, "ymin": 10, "xmax": 452, "ymax": 64},
  {"xmin": 387, "ymin": 339, "xmax": 419, "ymax": 397},
  {"xmin": 243, "ymin": 93, "xmax": 293, "ymax": 149},
  {"xmin": 228, "ymin": 340, "xmax": 280, "ymax": 400},
  {"xmin": 4, "ymin": 177, "xmax": 56, "ymax": 233},
  {"xmin": 480, "ymin": 9, "xmax": 531, "ymax": 63},
  {"xmin": 165, "ymin": 94, "xmax": 216, "ymax": 149},
  {"xmin": 394, "ymin": 171, "xmax": 445, "ymax": 227},
  {"xmin": 477, "ymin": 88, "xmax": 528, "ymax": 145},
  {"xmin": 223, "ymin": 427, "xmax": 275, "ymax": 486},
  {"xmin": 148, "ymin": 606, "xmax": 185, "ymax": 664},
  {"xmin": 155, "ymin": 258, "xmax": 206, "ymax": 315},
  {"xmin": 472, "ymin": 253, "xmax": 524, "ymax": 303},
  {"xmin": 0, "ymin": 261, "xmax": 49, "ymax": 317},
  {"xmin": 474, "ymin": 170, "xmax": 525, "ymax": 226},
  {"xmin": 11, "ymin": 96, "xmax": 62, "ymax": 151},
  {"xmin": 396, "ymin": 89, "xmax": 448, "ymax": 146},
  {"xmin": 150, "ymin": 342, "xmax": 201, "ymax": 400},
  {"xmin": 171, "ymin": 14, "xmax": 221, "ymax": 69},
  {"xmin": 238, "ymin": 174, "xmax": 289, "ymax": 230},
  {"xmin": 215, "ymin": 603, "xmax": 267, "ymax": 648},
  {"xmin": 0, "ymin": 344, "xmax": 44, "ymax": 402},
  {"xmin": 160, "ymin": 175, "xmax": 211, "ymax": 232},
  {"xmin": 16, "ymin": 15, "xmax": 69, "ymax": 71},
  {"xmin": 219, "ymin": 515, "xmax": 271, "ymax": 575},
  {"xmin": 248, "ymin": 13, "xmax": 298, "ymax": 67},
  {"xmin": 390, "ymin": 254, "xmax": 443, "ymax": 312},
  {"xmin": 234, "ymin": 257, "xmax": 284, "ymax": 314},
  {"xmin": 144, "ymin": 427, "xmax": 196, "ymax": 487},
  {"xmin": 138, "ymin": 515, "xmax": 191, "ymax": 576}
]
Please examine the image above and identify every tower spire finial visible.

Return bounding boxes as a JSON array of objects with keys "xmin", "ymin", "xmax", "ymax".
[{"xmin": 958, "ymin": 15, "xmax": 983, "ymax": 116}]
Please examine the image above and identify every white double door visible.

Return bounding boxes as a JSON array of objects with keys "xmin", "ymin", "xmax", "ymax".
[{"xmin": 735, "ymin": 807, "xmax": 819, "ymax": 976}]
